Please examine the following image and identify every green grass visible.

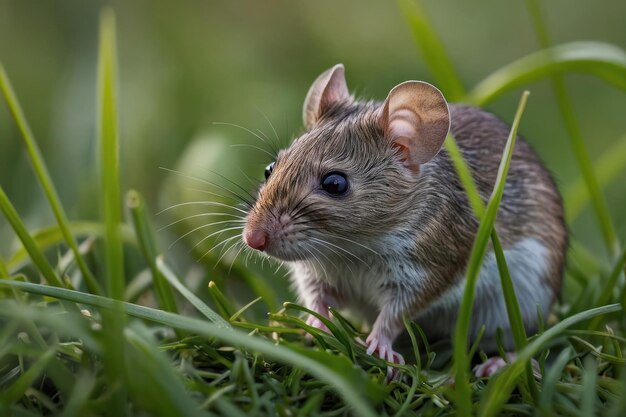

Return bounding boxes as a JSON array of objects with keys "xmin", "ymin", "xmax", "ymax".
[{"xmin": 1, "ymin": 2, "xmax": 626, "ymax": 416}]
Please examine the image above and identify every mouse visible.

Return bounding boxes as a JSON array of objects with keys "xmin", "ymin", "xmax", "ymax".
[{"xmin": 241, "ymin": 63, "xmax": 567, "ymax": 377}]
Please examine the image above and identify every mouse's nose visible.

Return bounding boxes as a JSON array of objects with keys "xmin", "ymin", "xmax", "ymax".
[{"xmin": 244, "ymin": 229, "xmax": 268, "ymax": 251}]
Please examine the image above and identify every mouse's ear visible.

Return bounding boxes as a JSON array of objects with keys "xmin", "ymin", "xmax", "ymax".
[
  {"xmin": 303, "ymin": 64, "xmax": 351, "ymax": 130},
  {"xmin": 379, "ymin": 81, "xmax": 450, "ymax": 172}
]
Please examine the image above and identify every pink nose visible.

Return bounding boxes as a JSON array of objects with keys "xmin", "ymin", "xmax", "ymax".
[{"xmin": 244, "ymin": 230, "xmax": 267, "ymax": 251}]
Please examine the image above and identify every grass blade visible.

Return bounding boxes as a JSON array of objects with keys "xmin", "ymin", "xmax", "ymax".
[
  {"xmin": 0, "ymin": 187, "xmax": 64, "ymax": 287},
  {"xmin": 478, "ymin": 304, "xmax": 621, "ymax": 417},
  {"xmin": 466, "ymin": 41, "xmax": 626, "ymax": 106},
  {"xmin": 0, "ymin": 279, "xmax": 380, "ymax": 417},
  {"xmin": 490, "ymin": 230, "xmax": 538, "ymax": 399},
  {"xmin": 443, "ymin": 134, "xmax": 484, "ymax": 217},
  {"xmin": 156, "ymin": 257, "xmax": 230, "ymax": 329},
  {"xmin": 124, "ymin": 325, "xmax": 209, "ymax": 417},
  {"xmin": 564, "ymin": 133, "xmax": 626, "ymax": 222},
  {"xmin": 96, "ymin": 9, "xmax": 126, "ymax": 415},
  {"xmin": 127, "ymin": 190, "xmax": 178, "ymax": 313},
  {"xmin": 524, "ymin": 0, "xmax": 618, "ymax": 255},
  {"xmin": 98, "ymin": 8, "xmax": 124, "ymax": 300},
  {"xmin": 7, "ymin": 222, "xmax": 136, "ymax": 272},
  {"xmin": 397, "ymin": 0, "xmax": 466, "ymax": 101},
  {"xmin": 0, "ymin": 257, "xmax": 9, "ymax": 279},
  {"xmin": 453, "ymin": 91, "xmax": 530, "ymax": 415},
  {"xmin": 0, "ymin": 349, "xmax": 55, "ymax": 406},
  {"xmin": 587, "ymin": 247, "xmax": 626, "ymax": 330},
  {"xmin": 0, "ymin": 64, "xmax": 102, "ymax": 295}
]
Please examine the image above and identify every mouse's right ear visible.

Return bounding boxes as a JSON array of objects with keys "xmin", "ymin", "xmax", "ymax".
[
  {"xmin": 303, "ymin": 64, "xmax": 351, "ymax": 130},
  {"xmin": 379, "ymin": 81, "xmax": 450, "ymax": 172}
]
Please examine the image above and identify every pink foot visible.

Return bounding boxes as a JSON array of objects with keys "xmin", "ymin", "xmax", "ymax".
[
  {"xmin": 473, "ymin": 353, "xmax": 540, "ymax": 378},
  {"xmin": 473, "ymin": 356, "xmax": 508, "ymax": 377},
  {"xmin": 365, "ymin": 334, "xmax": 405, "ymax": 381},
  {"xmin": 305, "ymin": 314, "xmax": 329, "ymax": 333}
]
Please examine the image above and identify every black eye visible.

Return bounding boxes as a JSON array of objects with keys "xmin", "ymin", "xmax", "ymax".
[
  {"xmin": 264, "ymin": 162, "xmax": 275, "ymax": 180},
  {"xmin": 321, "ymin": 172, "xmax": 349, "ymax": 195}
]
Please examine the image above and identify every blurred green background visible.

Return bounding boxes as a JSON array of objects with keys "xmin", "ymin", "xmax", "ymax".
[{"xmin": 1, "ymin": 0, "xmax": 625, "ymax": 289}]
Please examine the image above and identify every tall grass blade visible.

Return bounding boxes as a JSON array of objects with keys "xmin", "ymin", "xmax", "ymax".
[
  {"xmin": 98, "ymin": 8, "xmax": 124, "ymax": 300},
  {"xmin": 156, "ymin": 257, "xmax": 230, "ymax": 329},
  {"xmin": 490, "ymin": 230, "xmax": 537, "ymax": 399},
  {"xmin": 0, "ymin": 279, "xmax": 380, "ymax": 417},
  {"xmin": 397, "ymin": 0, "xmax": 466, "ymax": 101},
  {"xmin": 0, "ymin": 64, "xmax": 102, "ymax": 295},
  {"xmin": 564, "ymin": 133, "xmax": 626, "ymax": 222},
  {"xmin": 478, "ymin": 304, "xmax": 620, "ymax": 417},
  {"xmin": 97, "ymin": 8, "xmax": 126, "ymax": 416},
  {"xmin": 453, "ymin": 91, "xmax": 530, "ymax": 416},
  {"xmin": 127, "ymin": 190, "xmax": 178, "ymax": 313},
  {"xmin": 588, "ymin": 247, "xmax": 626, "ymax": 329},
  {"xmin": 524, "ymin": 0, "xmax": 618, "ymax": 255},
  {"xmin": 0, "ymin": 257, "xmax": 9, "ymax": 279},
  {"xmin": 0, "ymin": 187, "xmax": 64, "ymax": 287},
  {"xmin": 466, "ymin": 41, "xmax": 626, "ymax": 106},
  {"xmin": 444, "ymin": 135, "xmax": 484, "ymax": 217}
]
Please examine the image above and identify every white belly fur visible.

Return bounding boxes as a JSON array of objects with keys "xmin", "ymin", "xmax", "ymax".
[{"xmin": 415, "ymin": 237, "xmax": 553, "ymax": 351}]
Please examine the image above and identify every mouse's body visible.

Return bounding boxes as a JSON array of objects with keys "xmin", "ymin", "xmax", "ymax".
[{"xmin": 243, "ymin": 64, "xmax": 567, "ymax": 373}]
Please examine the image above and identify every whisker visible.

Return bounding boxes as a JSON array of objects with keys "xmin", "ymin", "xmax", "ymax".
[
  {"xmin": 158, "ymin": 212, "xmax": 244, "ymax": 232},
  {"xmin": 157, "ymin": 201, "xmax": 248, "ymax": 216},
  {"xmin": 201, "ymin": 168, "xmax": 259, "ymax": 206},
  {"xmin": 213, "ymin": 121, "xmax": 279, "ymax": 155},
  {"xmin": 183, "ymin": 187, "xmax": 248, "ymax": 206},
  {"xmin": 168, "ymin": 220, "xmax": 243, "ymax": 250},
  {"xmin": 237, "ymin": 168, "xmax": 262, "ymax": 189},
  {"xmin": 159, "ymin": 166, "xmax": 254, "ymax": 208},
  {"xmin": 230, "ymin": 143, "xmax": 276, "ymax": 159},
  {"xmin": 191, "ymin": 225, "xmax": 245, "ymax": 253},
  {"xmin": 228, "ymin": 241, "xmax": 248, "ymax": 274},
  {"xmin": 307, "ymin": 235, "xmax": 367, "ymax": 266},
  {"xmin": 325, "ymin": 233, "xmax": 383, "ymax": 258},
  {"xmin": 214, "ymin": 236, "xmax": 243, "ymax": 268},
  {"xmin": 254, "ymin": 105, "xmax": 284, "ymax": 150},
  {"xmin": 198, "ymin": 234, "xmax": 242, "ymax": 262}
]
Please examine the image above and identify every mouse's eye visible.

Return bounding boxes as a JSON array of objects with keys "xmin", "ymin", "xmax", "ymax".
[
  {"xmin": 264, "ymin": 162, "xmax": 275, "ymax": 180},
  {"xmin": 321, "ymin": 172, "xmax": 349, "ymax": 195}
]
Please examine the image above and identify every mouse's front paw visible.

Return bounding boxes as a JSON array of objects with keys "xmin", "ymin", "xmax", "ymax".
[{"xmin": 365, "ymin": 333, "xmax": 404, "ymax": 381}]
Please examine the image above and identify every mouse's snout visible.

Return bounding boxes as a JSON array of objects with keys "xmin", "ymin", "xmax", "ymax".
[{"xmin": 244, "ymin": 229, "xmax": 268, "ymax": 251}]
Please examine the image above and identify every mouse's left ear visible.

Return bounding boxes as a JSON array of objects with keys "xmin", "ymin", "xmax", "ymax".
[{"xmin": 379, "ymin": 81, "xmax": 450, "ymax": 172}]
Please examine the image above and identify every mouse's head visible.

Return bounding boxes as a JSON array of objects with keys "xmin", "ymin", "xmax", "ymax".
[{"xmin": 243, "ymin": 64, "xmax": 450, "ymax": 261}]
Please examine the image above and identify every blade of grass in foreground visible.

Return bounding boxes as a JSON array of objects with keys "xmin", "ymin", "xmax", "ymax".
[
  {"xmin": 0, "ymin": 64, "xmax": 103, "ymax": 295},
  {"xmin": 0, "ymin": 187, "xmax": 64, "ymax": 288},
  {"xmin": 98, "ymin": 8, "xmax": 124, "ymax": 301},
  {"xmin": 157, "ymin": 257, "xmax": 231, "ymax": 329},
  {"xmin": 453, "ymin": 91, "xmax": 529, "ymax": 416},
  {"xmin": 478, "ymin": 303, "xmax": 620, "ymax": 417},
  {"xmin": 97, "ymin": 9, "xmax": 126, "ymax": 416},
  {"xmin": 0, "ymin": 279, "xmax": 379, "ymax": 417},
  {"xmin": 466, "ymin": 41, "xmax": 626, "ymax": 106},
  {"xmin": 0, "ymin": 349, "xmax": 55, "ymax": 406},
  {"xmin": 524, "ymin": 0, "xmax": 618, "ymax": 255},
  {"xmin": 397, "ymin": 0, "xmax": 466, "ymax": 101},
  {"xmin": 125, "ymin": 325, "xmax": 209, "ymax": 417},
  {"xmin": 127, "ymin": 190, "xmax": 178, "ymax": 314},
  {"xmin": 564, "ymin": 133, "xmax": 626, "ymax": 223}
]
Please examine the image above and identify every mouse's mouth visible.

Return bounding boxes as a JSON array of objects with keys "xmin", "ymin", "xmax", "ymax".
[{"xmin": 242, "ymin": 226, "xmax": 311, "ymax": 262}]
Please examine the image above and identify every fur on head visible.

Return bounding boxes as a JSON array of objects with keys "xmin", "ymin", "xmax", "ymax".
[{"xmin": 243, "ymin": 64, "xmax": 450, "ymax": 261}]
